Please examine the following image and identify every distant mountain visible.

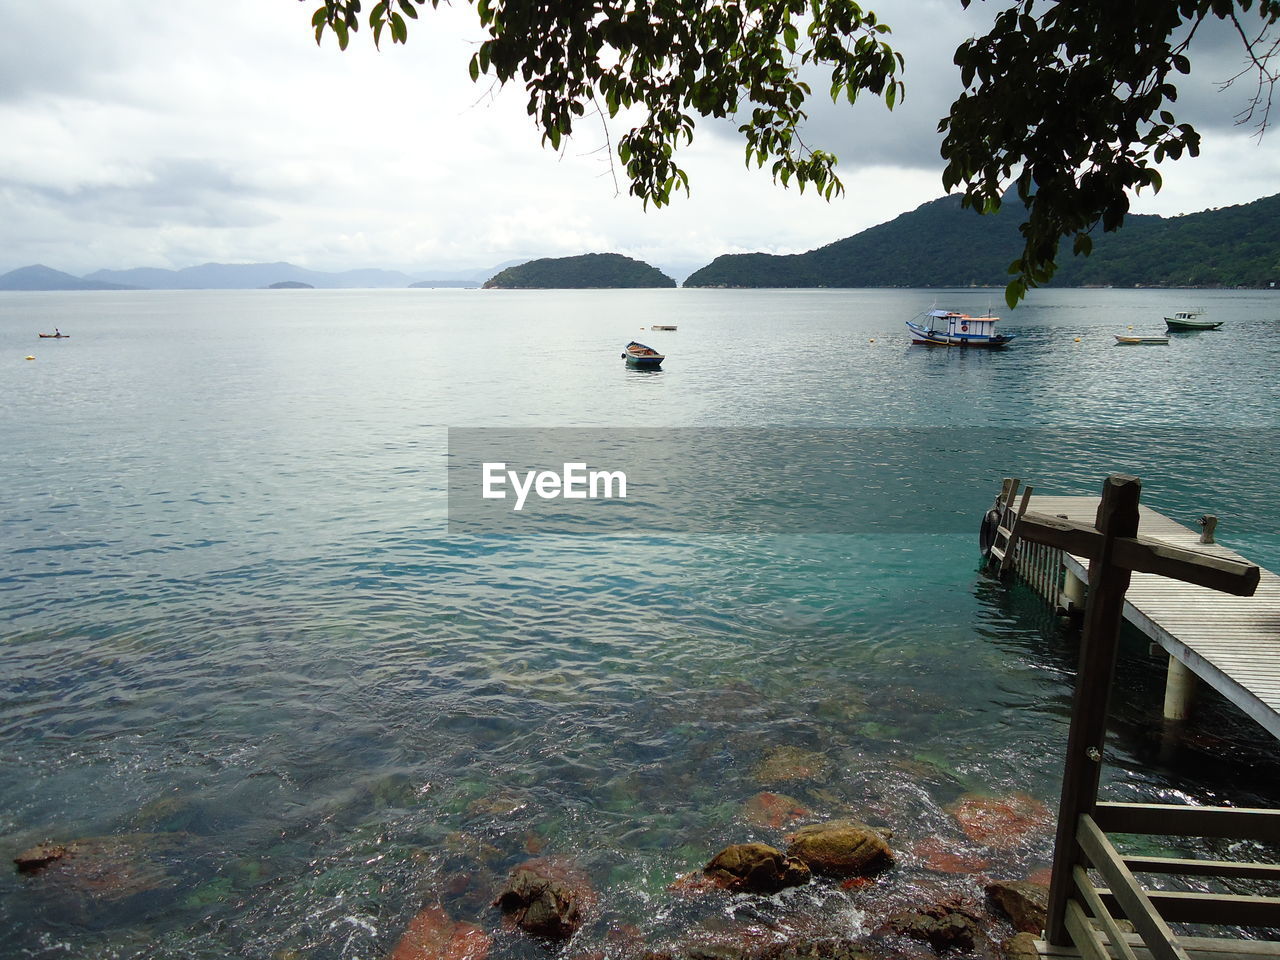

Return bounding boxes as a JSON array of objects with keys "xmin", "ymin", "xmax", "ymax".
[
  {"xmin": 85, "ymin": 262, "xmax": 421, "ymax": 290},
  {"xmin": 684, "ymin": 193, "xmax": 1280, "ymax": 289},
  {"xmin": 0, "ymin": 264, "xmax": 132, "ymax": 291},
  {"xmin": 483, "ymin": 253, "xmax": 677, "ymax": 289},
  {"xmin": 408, "ymin": 280, "xmax": 481, "ymax": 289},
  {"xmin": 267, "ymin": 280, "xmax": 314, "ymax": 289}
]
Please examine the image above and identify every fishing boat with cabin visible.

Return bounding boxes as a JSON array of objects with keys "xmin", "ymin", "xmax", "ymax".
[
  {"xmin": 906, "ymin": 309, "xmax": 1013, "ymax": 347},
  {"xmin": 1164, "ymin": 309, "xmax": 1221, "ymax": 331}
]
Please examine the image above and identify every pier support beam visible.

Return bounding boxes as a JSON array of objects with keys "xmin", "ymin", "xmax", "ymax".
[
  {"xmin": 1162, "ymin": 655, "xmax": 1198, "ymax": 721},
  {"xmin": 1060, "ymin": 568, "xmax": 1086, "ymax": 616}
]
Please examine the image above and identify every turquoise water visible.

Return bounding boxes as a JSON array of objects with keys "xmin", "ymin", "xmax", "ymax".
[{"xmin": 2, "ymin": 288, "xmax": 1279, "ymax": 958}]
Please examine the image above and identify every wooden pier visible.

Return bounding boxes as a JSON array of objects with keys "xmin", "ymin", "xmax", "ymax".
[
  {"xmin": 997, "ymin": 487, "xmax": 1280, "ymax": 737},
  {"xmin": 986, "ymin": 477, "xmax": 1280, "ymax": 960}
]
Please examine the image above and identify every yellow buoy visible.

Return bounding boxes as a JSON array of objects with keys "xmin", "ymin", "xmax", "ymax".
[
  {"xmin": 25, "ymin": 355, "xmax": 35, "ymax": 360},
  {"xmin": 869, "ymin": 338, "xmax": 875, "ymax": 343},
  {"xmin": 1074, "ymin": 337, "xmax": 1081, "ymax": 343}
]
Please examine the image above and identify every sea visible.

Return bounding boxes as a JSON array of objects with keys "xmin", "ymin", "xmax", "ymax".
[{"xmin": 2, "ymin": 287, "xmax": 1279, "ymax": 959}]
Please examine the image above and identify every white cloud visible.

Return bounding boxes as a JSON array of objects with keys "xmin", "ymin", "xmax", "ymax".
[{"xmin": 2, "ymin": 0, "xmax": 1279, "ymax": 277}]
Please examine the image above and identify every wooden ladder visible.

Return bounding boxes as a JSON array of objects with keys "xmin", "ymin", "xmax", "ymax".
[{"xmin": 988, "ymin": 477, "xmax": 1033, "ymax": 575}]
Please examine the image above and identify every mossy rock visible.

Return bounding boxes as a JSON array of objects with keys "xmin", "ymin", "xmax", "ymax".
[{"xmin": 785, "ymin": 820, "xmax": 894, "ymax": 877}]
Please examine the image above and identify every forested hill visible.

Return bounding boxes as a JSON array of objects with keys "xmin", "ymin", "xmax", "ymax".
[
  {"xmin": 684, "ymin": 193, "xmax": 1280, "ymax": 289},
  {"xmin": 483, "ymin": 253, "xmax": 676, "ymax": 289}
]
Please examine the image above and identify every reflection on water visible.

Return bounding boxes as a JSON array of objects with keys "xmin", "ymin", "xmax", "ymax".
[{"xmin": 2, "ymin": 288, "xmax": 1279, "ymax": 957}]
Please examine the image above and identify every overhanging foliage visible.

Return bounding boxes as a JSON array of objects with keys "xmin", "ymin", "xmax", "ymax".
[{"xmin": 306, "ymin": 0, "xmax": 1280, "ymax": 305}]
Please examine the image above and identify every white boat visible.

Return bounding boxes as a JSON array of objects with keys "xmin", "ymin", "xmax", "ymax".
[
  {"xmin": 906, "ymin": 309, "xmax": 1013, "ymax": 347},
  {"xmin": 1115, "ymin": 335, "xmax": 1169, "ymax": 345},
  {"xmin": 1164, "ymin": 309, "xmax": 1222, "ymax": 331}
]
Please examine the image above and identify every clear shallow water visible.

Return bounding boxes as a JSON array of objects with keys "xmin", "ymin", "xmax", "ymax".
[{"xmin": 2, "ymin": 288, "xmax": 1279, "ymax": 958}]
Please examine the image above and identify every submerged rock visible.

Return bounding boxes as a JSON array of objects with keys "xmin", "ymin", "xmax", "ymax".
[
  {"xmin": 784, "ymin": 821, "xmax": 893, "ymax": 878},
  {"xmin": 878, "ymin": 900, "xmax": 986, "ymax": 954},
  {"xmin": 14, "ymin": 843, "xmax": 72, "ymax": 873},
  {"xmin": 984, "ymin": 881, "xmax": 1047, "ymax": 935},
  {"xmin": 389, "ymin": 905, "xmax": 492, "ymax": 960},
  {"xmin": 13, "ymin": 834, "xmax": 188, "ymax": 901},
  {"xmin": 702, "ymin": 843, "xmax": 811, "ymax": 894},
  {"xmin": 677, "ymin": 937, "xmax": 875, "ymax": 960},
  {"xmin": 493, "ymin": 858, "xmax": 595, "ymax": 941},
  {"xmin": 741, "ymin": 793, "xmax": 811, "ymax": 830},
  {"xmin": 755, "ymin": 747, "xmax": 831, "ymax": 784},
  {"xmin": 909, "ymin": 837, "xmax": 991, "ymax": 876},
  {"xmin": 947, "ymin": 794, "xmax": 1051, "ymax": 851}
]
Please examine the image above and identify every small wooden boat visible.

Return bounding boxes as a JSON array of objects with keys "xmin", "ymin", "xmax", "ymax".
[
  {"xmin": 1164, "ymin": 310, "xmax": 1222, "ymax": 331},
  {"xmin": 622, "ymin": 341, "xmax": 664, "ymax": 367},
  {"xmin": 1115, "ymin": 335, "xmax": 1169, "ymax": 345},
  {"xmin": 650, "ymin": 325, "xmax": 677, "ymax": 331},
  {"xmin": 906, "ymin": 309, "xmax": 1013, "ymax": 347},
  {"xmin": 38, "ymin": 333, "xmax": 70, "ymax": 339}
]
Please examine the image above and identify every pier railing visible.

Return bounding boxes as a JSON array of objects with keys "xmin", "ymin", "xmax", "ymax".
[
  {"xmin": 1064, "ymin": 802, "xmax": 1280, "ymax": 960},
  {"xmin": 987, "ymin": 478, "xmax": 1072, "ymax": 611}
]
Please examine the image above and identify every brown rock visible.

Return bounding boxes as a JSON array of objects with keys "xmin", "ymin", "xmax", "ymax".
[
  {"xmin": 880, "ymin": 901, "xmax": 985, "ymax": 953},
  {"xmin": 14, "ymin": 843, "xmax": 73, "ymax": 873},
  {"xmin": 785, "ymin": 821, "xmax": 893, "ymax": 877},
  {"xmin": 741, "ymin": 793, "xmax": 811, "ymax": 830},
  {"xmin": 493, "ymin": 858, "xmax": 595, "ymax": 941},
  {"xmin": 389, "ymin": 905, "xmax": 492, "ymax": 960},
  {"xmin": 1001, "ymin": 932, "xmax": 1041, "ymax": 960},
  {"xmin": 703, "ymin": 843, "xmax": 811, "ymax": 894},
  {"xmin": 985, "ymin": 881, "xmax": 1048, "ymax": 935}
]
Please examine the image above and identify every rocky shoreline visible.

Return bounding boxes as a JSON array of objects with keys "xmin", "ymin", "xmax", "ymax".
[{"xmin": 13, "ymin": 748, "xmax": 1057, "ymax": 959}]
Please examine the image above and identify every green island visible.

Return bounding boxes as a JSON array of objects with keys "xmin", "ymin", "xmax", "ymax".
[
  {"xmin": 483, "ymin": 253, "xmax": 676, "ymax": 289},
  {"xmin": 684, "ymin": 193, "xmax": 1280, "ymax": 290}
]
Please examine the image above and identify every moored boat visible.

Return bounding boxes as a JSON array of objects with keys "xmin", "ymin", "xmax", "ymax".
[
  {"xmin": 1115, "ymin": 335, "xmax": 1169, "ymax": 345},
  {"xmin": 1164, "ymin": 309, "xmax": 1221, "ymax": 331},
  {"xmin": 650, "ymin": 325, "xmax": 677, "ymax": 331},
  {"xmin": 37, "ymin": 332, "xmax": 70, "ymax": 339},
  {"xmin": 622, "ymin": 340, "xmax": 664, "ymax": 367},
  {"xmin": 906, "ymin": 309, "xmax": 1013, "ymax": 347}
]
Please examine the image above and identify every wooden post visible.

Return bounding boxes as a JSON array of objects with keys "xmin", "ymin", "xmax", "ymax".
[{"xmin": 1045, "ymin": 475, "xmax": 1142, "ymax": 945}]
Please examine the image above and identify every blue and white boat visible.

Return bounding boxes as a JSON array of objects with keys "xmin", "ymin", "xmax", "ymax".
[{"xmin": 906, "ymin": 309, "xmax": 1013, "ymax": 348}]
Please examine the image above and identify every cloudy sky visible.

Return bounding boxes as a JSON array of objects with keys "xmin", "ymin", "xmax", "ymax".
[{"xmin": 3, "ymin": 0, "xmax": 1280, "ymax": 279}]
